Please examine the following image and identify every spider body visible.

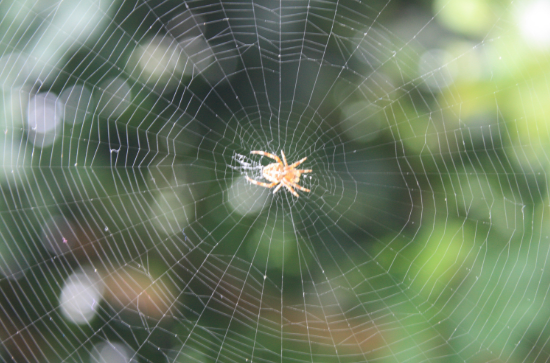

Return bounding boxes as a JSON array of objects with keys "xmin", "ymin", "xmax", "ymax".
[{"xmin": 246, "ymin": 150, "xmax": 312, "ymax": 197}]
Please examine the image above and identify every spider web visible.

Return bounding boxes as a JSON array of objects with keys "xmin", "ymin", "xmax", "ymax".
[{"xmin": 0, "ymin": 0, "xmax": 549, "ymax": 362}]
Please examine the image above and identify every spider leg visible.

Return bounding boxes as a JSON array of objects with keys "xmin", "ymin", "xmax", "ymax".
[
  {"xmin": 298, "ymin": 169, "xmax": 312, "ymax": 173},
  {"xmin": 290, "ymin": 182, "xmax": 311, "ymax": 193},
  {"xmin": 245, "ymin": 176, "xmax": 277, "ymax": 189},
  {"xmin": 289, "ymin": 157, "xmax": 307, "ymax": 168},
  {"xmin": 273, "ymin": 183, "xmax": 283, "ymax": 194},
  {"xmin": 283, "ymin": 182, "xmax": 300, "ymax": 198},
  {"xmin": 250, "ymin": 151, "xmax": 282, "ymax": 165},
  {"xmin": 281, "ymin": 150, "xmax": 288, "ymax": 166}
]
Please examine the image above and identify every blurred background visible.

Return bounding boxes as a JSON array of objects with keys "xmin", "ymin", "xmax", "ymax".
[{"xmin": 1, "ymin": 0, "xmax": 550, "ymax": 362}]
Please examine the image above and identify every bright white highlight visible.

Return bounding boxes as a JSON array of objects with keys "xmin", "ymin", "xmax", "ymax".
[
  {"xmin": 519, "ymin": 0, "xmax": 550, "ymax": 47},
  {"xmin": 59, "ymin": 269, "xmax": 103, "ymax": 325},
  {"xmin": 90, "ymin": 342, "xmax": 137, "ymax": 363},
  {"xmin": 228, "ymin": 176, "xmax": 269, "ymax": 216},
  {"xmin": 26, "ymin": 92, "xmax": 63, "ymax": 147}
]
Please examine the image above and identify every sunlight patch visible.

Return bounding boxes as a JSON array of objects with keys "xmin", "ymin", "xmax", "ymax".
[
  {"xmin": 519, "ymin": 0, "xmax": 550, "ymax": 48},
  {"xmin": 26, "ymin": 92, "xmax": 63, "ymax": 148},
  {"xmin": 229, "ymin": 176, "xmax": 269, "ymax": 216},
  {"xmin": 59, "ymin": 269, "xmax": 103, "ymax": 325}
]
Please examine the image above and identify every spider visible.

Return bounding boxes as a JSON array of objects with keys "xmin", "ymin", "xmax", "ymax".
[{"xmin": 245, "ymin": 150, "xmax": 312, "ymax": 197}]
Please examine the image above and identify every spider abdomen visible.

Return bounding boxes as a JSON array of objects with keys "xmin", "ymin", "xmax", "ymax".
[{"xmin": 262, "ymin": 164, "xmax": 284, "ymax": 183}]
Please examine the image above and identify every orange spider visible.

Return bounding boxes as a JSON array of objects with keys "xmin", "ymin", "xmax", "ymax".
[{"xmin": 245, "ymin": 150, "xmax": 312, "ymax": 197}]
